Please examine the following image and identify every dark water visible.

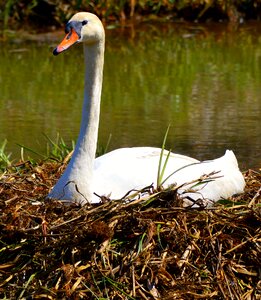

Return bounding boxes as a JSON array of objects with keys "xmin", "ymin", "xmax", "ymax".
[{"xmin": 0, "ymin": 22, "xmax": 260, "ymax": 169}]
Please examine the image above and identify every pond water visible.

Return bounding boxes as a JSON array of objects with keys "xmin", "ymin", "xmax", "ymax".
[{"xmin": 0, "ymin": 22, "xmax": 260, "ymax": 169}]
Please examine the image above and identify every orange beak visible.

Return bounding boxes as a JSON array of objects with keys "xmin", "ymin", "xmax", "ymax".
[{"xmin": 53, "ymin": 29, "xmax": 80, "ymax": 55}]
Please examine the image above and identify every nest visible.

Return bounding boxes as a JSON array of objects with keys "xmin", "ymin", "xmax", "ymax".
[{"xmin": 0, "ymin": 161, "xmax": 260, "ymax": 299}]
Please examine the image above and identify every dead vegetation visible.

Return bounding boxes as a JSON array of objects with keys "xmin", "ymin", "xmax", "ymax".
[{"xmin": 0, "ymin": 160, "xmax": 260, "ymax": 299}]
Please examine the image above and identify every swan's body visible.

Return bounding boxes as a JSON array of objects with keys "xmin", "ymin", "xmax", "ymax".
[{"xmin": 48, "ymin": 12, "xmax": 245, "ymax": 205}]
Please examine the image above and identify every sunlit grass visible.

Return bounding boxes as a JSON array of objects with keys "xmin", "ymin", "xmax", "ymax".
[
  {"xmin": 16, "ymin": 133, "xmax": 74, "ymax": 162},
  {"xmin": 0, "ymin": 133, "xmax": 113, "ymax": 172},
  {"xmin": 157, "ymin": 124, "xmax": 171, "ymax": 188},
  {"xmin": 0, "ymin": 135, "xmax": 73, "ymax": 171},
  {"xmin": 0, "ymin": 140, "xmax": 12, "ymax": 171}
]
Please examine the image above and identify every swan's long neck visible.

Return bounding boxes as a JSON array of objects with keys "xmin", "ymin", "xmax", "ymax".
[
  {"xmin": 64, "ymin": 40, "xmax": 104, "ymax": 203},
  {"xmin": 78, "ymin": 42, "xmax": 104, "ymax": 162}
]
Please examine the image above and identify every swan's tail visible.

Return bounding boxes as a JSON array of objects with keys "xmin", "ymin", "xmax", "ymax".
[
  {"xmin": 180, "ymin": 150, "xmax": 245, "ymax": 205},
  {"xmin": 223, "ymin": 150, "xmax": 240, "ymax": 167}
]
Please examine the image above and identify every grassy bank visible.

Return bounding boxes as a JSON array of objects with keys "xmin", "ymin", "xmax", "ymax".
[
  {"xmin": 0, "ymin": 145, "xmax": 261, "ymax": 298},
  {"xmin": 1, "ymin": 0, "xmax": 261, "ymax": 31}
]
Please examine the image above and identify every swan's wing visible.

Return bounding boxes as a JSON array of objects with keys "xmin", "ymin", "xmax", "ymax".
[
  {"xmin": 93, "ymin": 147, "xmax": 198, "ymax": 200},
  {"xmin": 93, "ymin": 147, "xmax": 245, "ymax": 203}
]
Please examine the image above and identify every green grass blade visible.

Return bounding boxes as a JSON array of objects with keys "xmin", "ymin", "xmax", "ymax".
[
  {"xmin": 137, "ymin": 232, "xmax": 147, "ymax": 255},
  {"xmin": 159, "ymin": 149, "xmax": 171, "ymax": 187},
  {"xmin": 16, "ymin": 143, "xmax": 46, "ymax": 159},
  {"xmin": 81, "ymin": 281, "xmax": 100, "ymax": 299},
  {"xmin": 157, "ymin": 224, "xmax": 164, "ymax": 250},
  {"xmin": 104, "ymin": 133, "xmax": 112, "ymax": 154},
  {"xmin": 105, "ymin": 276, "xmax": 136, "ymax": 300},
  {"xmin": 157, "ymin": 124, "xmax": 171, "ymax": 188},
  {"xmin": 18, "ymin": 272, "xmax": 37, "ymax": 299},
  {"xmin": 160, "ymin": 161, "xmax": 202, "ymax": 186},
  {"xmin": 0, "ymin": 140, "xmax": 12, "ymax": 170}
]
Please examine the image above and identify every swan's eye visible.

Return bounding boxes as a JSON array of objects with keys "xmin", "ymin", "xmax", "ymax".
[{"xmin": 82, "ymin": 20, "xmax": 88, "ymax": 26}]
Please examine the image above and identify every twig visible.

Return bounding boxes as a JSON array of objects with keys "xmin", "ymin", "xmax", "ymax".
[{"xmin": 248, "ymin": 186, "xmax": 261, "ymax": 207}]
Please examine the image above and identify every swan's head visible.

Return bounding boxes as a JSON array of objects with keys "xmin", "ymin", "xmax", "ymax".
[{"xmin": 53, "ymin": 12, "xmax": 104, "ymax": 55}]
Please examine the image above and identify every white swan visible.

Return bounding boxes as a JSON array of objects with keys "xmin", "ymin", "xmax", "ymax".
[{"xmin": 48, "ymin": 12, "xmax": 245, "ymax": 205}]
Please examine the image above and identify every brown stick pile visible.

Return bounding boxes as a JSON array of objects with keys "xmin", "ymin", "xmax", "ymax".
[{"xmin": 0, "ymin": 161, "xmax": 260, "ymax": 299}]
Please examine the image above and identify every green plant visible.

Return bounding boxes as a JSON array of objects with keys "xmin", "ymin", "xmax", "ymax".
[
  {"xmin": 0, "ymin": 140, "xmax": 12, "ymax": 171},
  {"xmin": 96, "ymin": 133, "xmax": 112, "ymax": 157},
  {"xmin": 17, "ymin": 133, "xmax": 74, "ymax": 163},
  {"xmin": 157, "ymin": 124, "xmax": 171, "ymax": 188},
  {"xmin": 43, "ymin": 133, "xmax": 74, "ymax": 162}
]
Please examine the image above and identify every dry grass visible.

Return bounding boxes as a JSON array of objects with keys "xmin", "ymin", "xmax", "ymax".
[{"xmin": 0, "ymin": 160, "xmax": 260, "ymax": 299}]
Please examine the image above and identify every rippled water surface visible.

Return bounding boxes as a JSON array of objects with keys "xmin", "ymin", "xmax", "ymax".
[{"xmin": 0, "ymin": 22, "xmax": 260, "ymax": 169}]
